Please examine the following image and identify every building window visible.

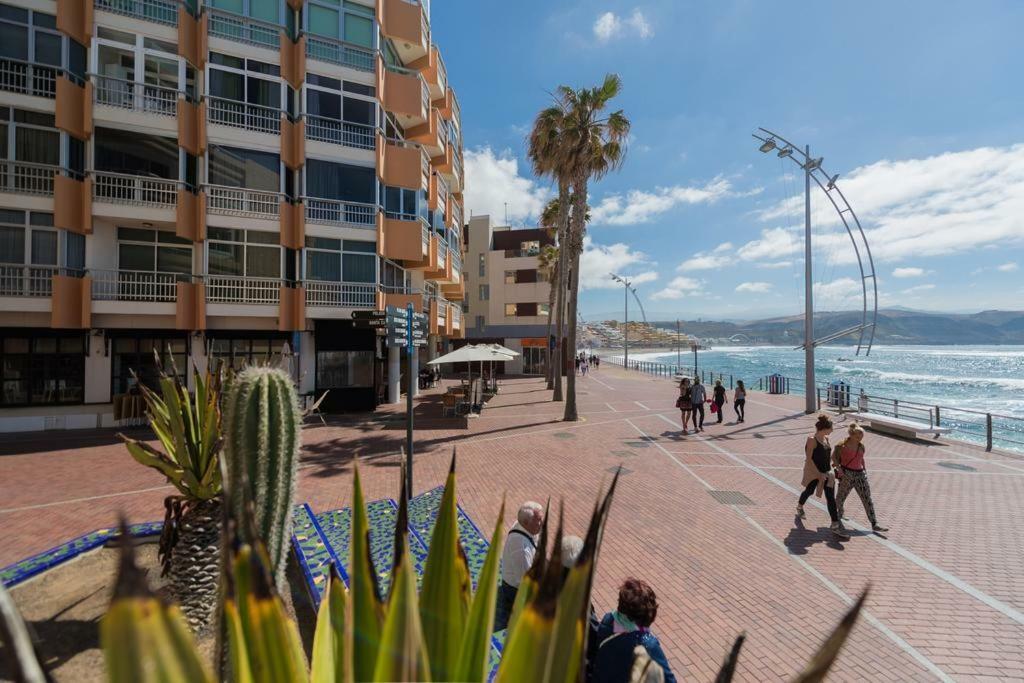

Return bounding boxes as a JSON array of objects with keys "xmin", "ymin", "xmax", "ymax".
[
  {"xmin": 111, "ymin": 335, "xmax": 186, "ymax": 396},
  {"xmin": 539, "ymin": 303, "xmax": 551, "ymax": 316},
  {"xmin": 208, "ymin": 227, "xmax": 282, "ymax": 278},
  {"xmin": 94, "ymin": 27, "xmax": 186, "ymax": 114},
  {"xmin": 478, "ymin": 253, "xmax": 485, "ymax": 277},
  {"xmin": 208, "ymin": 52, "xmax": 283, "ymax": 132},
  {"xmin": 304, "ymin": 159, "xmax": 375, "ymax": 204},
  {"xmin": 0, "ymin": 333, "xmax": 84, "ymax": 406},
  {"xmin": 116, "ymin": 227, "xmax": 191, "ymax": 275},
  {"xmin": 209, "ymin": 0, "xmax": 280, "ymax": 23},
  {"xmin": 306, "ymin": 74, "xmax": 376, "ymax": 128},
  {"xmin": 380, "ymin": 257, "xmax": 409, "ymax": 291},
  {"xmin": 0, "ymin": 108, "xmax": 59, "ymax": 172},
  {"xmin": 521, "ymin": 240, "xmax": 540, "ymax": 256},
  {"xmin": 0, "ymin": 5, "xmax": 65, "ymax": 97},
  {"xmin": 479, "ymin": 284, "xmax": 489, "ymax": 301},
  {"xmin": 307, "ymin": 0, "xmax": 374, "ymax": 46},
  {"xmin": 304, "ymin": 237, "xmax": 376, "ymax": 283},
  {"xmin": 208, "ymin": 145, "xmax": 280, "ymax": 192},
  {"xmin": 504, "ymin": 303, "xmax": 517, "ymax": 317},
  {"xmin": 316, "ymin": 350, "xmax": 373, "ymax": 388},
  {"xmin": 475, "ymin": 315, "xmax": 484, "ymax": 330},
  {"xmin": 503, "ymin": 270, "xmax": 516, "ymax": 284},
  {"xmin": 209, "ymin": 336, "xmax": 287, "ymax": 371},
  {"xmin": 95, "ymin": 127, "xmax": 178, "ymax": 180}
]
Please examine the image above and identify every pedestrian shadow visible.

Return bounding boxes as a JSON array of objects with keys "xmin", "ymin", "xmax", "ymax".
[{"xmin": 783, "ymin": 516, "xmax": 847, "ymax": 554}]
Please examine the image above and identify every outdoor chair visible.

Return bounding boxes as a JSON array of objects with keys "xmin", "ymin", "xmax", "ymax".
[{"xmin": 442, "ymin": 392, "xmax": 459, "ymax": 417}]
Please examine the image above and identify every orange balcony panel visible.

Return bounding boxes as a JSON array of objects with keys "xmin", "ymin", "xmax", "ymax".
[
  {"xmin": 428, "ymin": 298, "xmax": 439, "ymax": 335},
  {"xmin": 281, "ymin": 117, "xmax": 305, "ymax": 170},
  {"xmin": 380, "ymin": 139, "xmax": 425, "ymax": 189},
  {"xmin": 177, "ymin": 98, "xmax": 206, "ymax": 156},
  {"xmin": 56, "ymin": 0, "xmax": 93, "ymax": 46},
  {"xmin": 383, "ymin": 69, "xmax": 425, "ymax": 121},
  {"xmin": 175, "ymin": 282, "xmax": 206, "ymax": 331},
  {"xmin": 280, "ymin": 200, "xmax": 305, "ymax": 249},
  {"xmin": 279, "ymin": 286, "xmax": 307, "ymax": 332},
  {"xmin": 406, "ymin": 108, "xmax": 439, "ymax": 149},
  {"xmin": 286, "ymin": 0, "xmax": 304, "ymax": 9},
  {"xmin": 54, "ymin": 175, "xmax": 93, "ymax": 235},
  {"xmin": 382, "ymin": 216, "xmax": 425, "ymax": 262},
  {"xmin": 382, "ymin": 292, "xmax": 422, "ymax": 312},
  {"xmin": 435, "ymin": 87, "xmax": 453, "ymax": 120},
  {"xmin": 56, "ymin": 78, "xmax": 92, "ymax": 141},
  {"xmin": 51, "ymin": 275, "xmax": 91, "ymax": 329},
  {"xmin": 178, "ymin": 8, "xmax": 208, "ymax": 69},
  {"xmin": 380, "ymin": 0, "xmax": 427, "ymax": 55},
  {"xmin": 445, "ymin": 306, "xmax": 453, "ymax": 336},
  {"xmin": 432, "ymin": 145, "xmax": 453, "ymax": 175},
  {"xmin": 427, "ymin": 173, "xmax": 438, "ymax": 211},
  {"xmin": 280, "ymin": 32, "xmax": 306, "ymax": 90},
  {"xmin": 440, "ymin": 280, "xmax": 464, "ymax": 301},
  {"xmin": 176, "ymin": 189, "xmax": 207, "ymax": 242}
]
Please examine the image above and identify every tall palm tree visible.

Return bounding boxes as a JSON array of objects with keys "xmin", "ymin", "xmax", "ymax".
[
  {"xmin": 537, "ymin": 240, "xmax": 559, "ymax": 388},
  {"xmin": 557, "ymin": 74, "xmax": 630, "ymax": 421}
]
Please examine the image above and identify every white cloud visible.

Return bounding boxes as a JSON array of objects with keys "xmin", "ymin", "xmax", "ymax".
[
  {"xmin": 997, "ymin": 262, "xmax": 1019, "ymax": 272},
  {"xmin": 579, "ymin": 236, "xmax": 657, "ymax": 291},
  {"xmin": 713, "ymin": 242, "xmax": 733, "ymax": 253},
  {"xmin": 591, "ymin": 176, "xmax": 738, "ymax": 226},
  {"xmin": 651, "ymin": 276, "xmax": 703, "ymax": 300},
  {"xmin": 901, "ymin": 284, "xmax": 936, "ymax": 295},
  {"xmin": 677, "ymin": 253, "xmax": 730, "ymax": 271},
  {"xmin": 736, "ymin": 227, "xmax": 801, "ymax": 262},
  {"xmin": 735, "ymin": 281, "xmax": 773, "ymax": 294},
  {"xmin": 592, "ymin": 9, "xmax": 653, "ymax": 43},
  {"xmin": 813, "ymin": 277, "xmax": 861, "ymax": 307},
  {"xmin": 757, "ymin": 260, "xmax": 793, "ymax": 269},
  {"xmin": 757, "ymin": 143, "xmax": 1024, "ymax": 263},
  {"xmin": 627, "ymin": 9, "xmax": 653, "ymax": 38},
  {"xmin": 463, "ymin": 147, "xmax": 550, "ymax": 226},
  {"xmin": 592, "ymin": 12, "xmax": 621, "ymax": 42},
  {"xmin": 892, "ymin": 267, "xmax": 927, "ymax": 278}
]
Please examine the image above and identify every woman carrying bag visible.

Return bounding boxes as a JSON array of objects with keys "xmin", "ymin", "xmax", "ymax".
[{"xmin": 676, "ymin": 377, "xmax": 692, "ymax": 435}]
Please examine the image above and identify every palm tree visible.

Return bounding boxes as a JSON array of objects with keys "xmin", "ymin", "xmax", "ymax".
[
  {"xmin": 537, "ymin": 240, "xmax": 559, "ymax": 388},
  {"xmin": 556, "ymin": 74, "xmax": 630, "ymax": 421}
]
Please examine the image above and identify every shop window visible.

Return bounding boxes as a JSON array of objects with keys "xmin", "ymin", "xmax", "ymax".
[
  {"xmin": 209, "ymin": 336, "xmax": 286, "ymax": 371},
  {"xmin": 111, "ymin": 336, "xmax": 186, "ymax": 395},
  {"xmin": 316, "ymin": 350, "xmax": 373, "ymax": 388},
  {"xmin": 0, "ymin": 333, "xmax": 84, "ymax": 406}
]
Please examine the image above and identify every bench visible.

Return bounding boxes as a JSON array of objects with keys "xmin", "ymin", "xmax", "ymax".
[{"xmin": 849, "ymin": 412, "xmax": 951, "ymax": 440}]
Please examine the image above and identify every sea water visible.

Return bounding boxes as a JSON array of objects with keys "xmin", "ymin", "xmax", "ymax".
[{"xmin": 618, "ymin": 345, "xmax": 1024, "ymax": 452}]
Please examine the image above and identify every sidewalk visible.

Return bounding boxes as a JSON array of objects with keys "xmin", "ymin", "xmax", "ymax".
[{"xmin": 2, "ymin": 366, "xmax": 1023, "ymax": 680}]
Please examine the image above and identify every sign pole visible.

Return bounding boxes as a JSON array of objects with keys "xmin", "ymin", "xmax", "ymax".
[{"xmin": 406, "ymin": 303, "xmax": 414, "ymax": 501}]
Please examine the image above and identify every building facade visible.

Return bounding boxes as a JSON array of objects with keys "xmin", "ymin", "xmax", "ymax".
[
  {"xmin": 463, "ymin": 214, "xmax": 552, "ymax": 375},
  {"xmin": 0, "ymin": 0, "xmax": 465, "ymax": 431}
]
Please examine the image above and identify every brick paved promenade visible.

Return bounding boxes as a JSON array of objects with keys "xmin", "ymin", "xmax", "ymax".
[{"xmin": 3, "ymin": 365, "xmax": 1024, "ymax": 680}]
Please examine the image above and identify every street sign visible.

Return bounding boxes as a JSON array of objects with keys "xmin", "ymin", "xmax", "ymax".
[
  {"xmin": 351, "ymin": 310, "xmax": 386, "ymax": 320},
  {"xmin": 353, "ymin": 318, "xmax": 390, "ymax": 328}
]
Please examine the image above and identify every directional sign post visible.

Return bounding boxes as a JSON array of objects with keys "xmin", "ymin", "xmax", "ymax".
[{"xmin": 405, "ymin": 303, "xmax": 414, "ymax": 500}]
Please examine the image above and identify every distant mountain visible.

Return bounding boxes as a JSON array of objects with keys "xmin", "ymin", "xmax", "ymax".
[{"xmin": 650, "ymin": 309, "xmax": 1024, "ymax": 345}]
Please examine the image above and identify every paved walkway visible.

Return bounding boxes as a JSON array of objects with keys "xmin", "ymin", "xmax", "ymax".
[{"xmin": 2, "ymin": 366, "xmax": 1023, "ymax": 681}]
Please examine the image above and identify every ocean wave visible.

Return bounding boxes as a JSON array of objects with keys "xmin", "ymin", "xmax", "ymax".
[{"xmin": 831, "ymin": 366, "xmax": 1024, "ymax": 390}]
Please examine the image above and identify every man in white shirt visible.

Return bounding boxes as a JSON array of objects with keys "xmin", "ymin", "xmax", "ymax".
[{"xmin": 493, "ymin": 501, "xmax": 544, "ymax": 631}]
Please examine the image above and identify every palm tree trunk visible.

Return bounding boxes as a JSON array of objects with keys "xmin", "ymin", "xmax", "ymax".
[
  {"xmin": 552, "ymin": 180, "xmax": 570, "ymax": 402},
  {"xmin": 168, "ymin": 497, "xmax": 222, "ymax": 633},
  {"xmin": 563, "ymin": 175, "xmax": 588, "ymax": 422},
  {"xmin": 544, "ymin": 264, "xmax": 556, "ymax": 389}
]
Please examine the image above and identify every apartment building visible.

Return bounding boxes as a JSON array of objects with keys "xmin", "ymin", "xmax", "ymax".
[
  {"xmin": 463, "ymin": 214, "xmax": 553, "ymax": 375},
  {"xmin": 0, "ymin": 0, "xmax": 466, "ymax": 431}
]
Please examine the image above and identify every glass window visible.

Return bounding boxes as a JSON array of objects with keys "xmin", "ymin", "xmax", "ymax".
[
  {"xmin": 305, "ymin": 160, "xmax": 375, "ymax": 203},
  {"xmin": 1, "ymin": 332, "xmax": 84, "ymax": 407},
  {"xmin": 306, "ymin": 249, "xmax": 340, "ymax": 281},
  {"xmin": 504, "ymin": 304, "xmax": 517, "ymax": 317},
  {"xmin": 119, "ymin": 243, "xmax": 155, "ymax": 271},
  {"xmin": 210, "ymin": 335, "xmax": 285, "ymax": 371},
  {"xmin": 343, "ymin": 253, "xmax": 374, "ymax": 282},
  {"xmin": 539, "ymin": 303, "xmax": 551, "ymax": 316},
  {"xmin": 30, "ymin": 230, "xmax": 57, "ymax": 265},
  {"xmin": 94, "ymin": 128, "xmax": 178, "ymax": 178},
  {"xmin": 250, "ymin": 0, "xmax": 278, "ymax": 22},
  {"xmin": 209, "ymin": 145, "xmax": 280, "ymax": 191},
  {"xmin": 111, "ymin": 335, "xmax": 186, "ymax": 395},
  {"xmin": 316, "ymin": 350, "xmax": 373, "ymax": 388},
  {"xmin": 245, "ymin": 245, "xmax": 280, "ymax": 277},
  {"xmin": 309, "ymin": 4, "xmax": 339, "ymax": 38},
  {"xmin": 479, "ymin": 284, "xmax": 488, "ymax": 301},
  {"xmin": 0, "ymin": 225, "xmax": 25, "ymax": 263},
  {"xmin": 208, "ymin": 229, "xmax": 280, "ymax": 277},
  {"xmin": 344, "ymin": 13, "xmax": 373, "ymax": 47},
  {"xmin": 504, "ymin": 270, "xmax": 516, "ymax": 284},
  {"xmin": 479, "ymin": 253, "xmax": 485, "ymax": 276}
]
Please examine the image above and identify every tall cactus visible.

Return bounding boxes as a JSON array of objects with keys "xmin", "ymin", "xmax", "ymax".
[{"xmin": 222, "ymin": 365, "xmax": 301, "ymax": 587}]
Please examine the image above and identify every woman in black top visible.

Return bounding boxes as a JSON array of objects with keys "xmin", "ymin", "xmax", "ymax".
[
  {"xmin": 797, "ymin": 414, "xmax": 850, "ymax": 539},
  {"xmin": 712, "ymin": 380, "xmax": 727, "ymax": 423}
]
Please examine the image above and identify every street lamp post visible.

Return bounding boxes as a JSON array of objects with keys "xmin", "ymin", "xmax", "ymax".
[{"xmin": 610, "ymin": 273, "xmax": 635, "ymax": 369}]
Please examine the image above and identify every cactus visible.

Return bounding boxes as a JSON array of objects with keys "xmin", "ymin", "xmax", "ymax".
[{"xmin": 221, "ymin": 365, "xmax": 301, "ymax": 587}]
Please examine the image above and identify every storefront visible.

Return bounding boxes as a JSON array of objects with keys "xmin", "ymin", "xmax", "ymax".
[
  {"xmin": 0, "ymin": 329, "xmax": 86, "ymax": 407},
  {"xmin": 313, "ymin": 320, "xmax": 381, "ymax": 412}
]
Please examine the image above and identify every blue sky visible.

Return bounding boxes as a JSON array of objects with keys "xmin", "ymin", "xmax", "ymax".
[{"xmin": 432, "ymin": 0, "xmax": 1024, "ymax": 320}]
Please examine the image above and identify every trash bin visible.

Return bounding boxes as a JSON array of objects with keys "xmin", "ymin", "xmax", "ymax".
[
  {"xmin": 768, "ymin": 373, "xmax": 785, "ymax": 395},
  {"xmin": 828, "ymin": 380, "xmax": 850, "ymax": 408}
]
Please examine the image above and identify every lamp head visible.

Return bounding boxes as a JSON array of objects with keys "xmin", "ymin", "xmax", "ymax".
[
  {"xmin": 758, "ymin": 138, "xmax": 777, "ymax": 153},
  {"xmin": 777, "ymin": 146, "xmax": 793, "ymax": 158}
]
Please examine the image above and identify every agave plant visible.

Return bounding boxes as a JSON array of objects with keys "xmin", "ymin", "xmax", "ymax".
[{"xmin": 119, "ymin": 356, "xmax": 224, "ymax": 632}]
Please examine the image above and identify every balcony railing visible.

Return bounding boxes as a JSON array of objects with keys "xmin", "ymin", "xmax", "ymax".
[
  {"xmin": 305, "ymin": 35, "xmax": 375, "ymax": 73},
  {"xmin": 91, "ymin": 269, "xmax": 181, "ymax": 302},
  {"xmin": 93, "ymin": 172, "xmax": 179, "ymax": 207},
  {"xmin": 304, "ymin": 198, "xmax": 377, "ymax": 227},
  {"xmin": 0, "ymin": 58, "xmax": 57, "ymax": 98},
  {"xmin": 94, "ymin": 0, "xmax": 178, "ymax": 26},
  {"xmin": 207, "ymin": 8, "xmax": 280, "ymax": 49},
  {"xmin": 452, "ymin": 148, "xmax": 463, "ymax": 184},
  {"xmin": 451, "ymin": 305, "xmax": 461, "ymax": 329},
  {"xmin": 305, "ymin": 281, "xmax": 377, "ymax": 308},
  {"xmin": 452, "ymin": 201, "xmax": 462, "ymax": 228},
  {"xmin": 207, "ymin": 96, "xmax": 281, "ymax": 135},
  {"xmin": 93, "ymin": 75, "xmax": 179, "ymax": 117},
  {"xmin": 205, "ymin": 184, "xmax": 282, "ymax": 219},
  {"xmin": 305, "ymin": 116, "xmax": 375, "ymax": 150},
  {"xmin": 0, "ymin": 264, "xmax": 60, "ymax": 297},
  {"xmin": 436, "ymin": 239, "xmax": 447, "ymax": 270},
  {"xmin": 0, "ymin": 161, "xmax": 59, "ymax": 196},
  {"xmin": 206, "ymin": 275, "xmax": 281, "ymax": 304}
]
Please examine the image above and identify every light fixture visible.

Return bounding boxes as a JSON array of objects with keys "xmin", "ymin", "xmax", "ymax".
[
  {"xmin": 777, "ymin": 146, "xmax": 793, "ymax": 158},
  {"xmin": 826, "ymin": 173, "xmax": 840, "ymax": 190},
  {"xmin": 804, "ymin": 157, "xmax": 823, "ymax": 171},
  {"xmin": 142, "ymin": 222, "xmax": 154, "ymax": 228},
  {"xmin": 758, "ymin": 138, "xmax": 777, "ymax": 153}
]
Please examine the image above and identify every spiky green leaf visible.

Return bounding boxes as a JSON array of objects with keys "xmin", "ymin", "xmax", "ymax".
[{"xmin": 454, "ymin": 497, "xmax": 505, "ymax": 682}]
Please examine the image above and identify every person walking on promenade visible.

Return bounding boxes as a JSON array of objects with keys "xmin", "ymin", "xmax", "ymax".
[
  {"xmin": 494, "ymin": 501, "xmax": 544, "ymax": 631},
  {"xmin": 591, "ymin": 578, "xmax": 678, "ymax": 683},
  {"xmin": 575, "ymin": 356, "xmax": 581, "ymax": 375},
  {"xmin": 734, "ymin": 380, "xmax": 747, "ymax": 422},
  {"xmin": 833, "ymin": 423, "xmax": 889, "ymax": 533},
  {"xmin": 712, "ymin": 379, "xmax": 727, "ymax": 424},
  {"xmin": 797, "ymin": 414, "xmax": 850, "ymax": 540},
  {"xmin": 690, "ymin": 377, "xmax": 707, "ymax": 432},
  {"xmin": 676, "ymin": 377, "xmax": 692, "ymax": 434}
]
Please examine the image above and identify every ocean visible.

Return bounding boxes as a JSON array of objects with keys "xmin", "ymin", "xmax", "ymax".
[{"xmin": 617, "ymin": 345, "xmax": 1024, "ymax": 452}]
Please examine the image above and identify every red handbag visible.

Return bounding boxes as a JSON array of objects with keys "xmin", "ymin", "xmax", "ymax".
[{"xmin": 710, "ymin": 401, "xmax": 718, "ymax": 413}]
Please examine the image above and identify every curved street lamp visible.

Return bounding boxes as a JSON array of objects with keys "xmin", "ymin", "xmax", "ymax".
[{"xmin": 609, "ymin": 272, "xmax": 647, "ymax": 369}]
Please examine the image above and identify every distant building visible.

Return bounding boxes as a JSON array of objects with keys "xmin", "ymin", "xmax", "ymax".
[{"xmin": 463, "ymin": 215, "xmax": 553, "ymax": 374}]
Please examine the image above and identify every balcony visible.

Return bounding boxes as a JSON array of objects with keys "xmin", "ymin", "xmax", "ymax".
[
  {"xmin": 92, "ymin": 172, "xmax": 179, "ymax": 208},
  {"xmin": 381, "ymin": 0, "xmax": 429, "ymax": 62},
  {"xmin": 383, "ymin": 65, "xmax": 428, "ymax": 126},
  {"xmin": 419, "ymin": 45, "xmax": 447, "ymax": 102},
  {"xmin": 408, "ymin": 107, "xmax": 444, "ymax": 156},
  {"xmin": 304, "ymin": 198, "xmax": 377, "ymax": 227},
  {"xmin": 90, "ymin": 269, "xmax": 181, "ymax": 302},
  {"xmin": 451, "ymin": 304, "xmax": 461, "ymax": 330},
  {"xmin": 0, "ymin": 58, "xmax": 58, "ymax": 99},
  {"xmin": 94, "ymin": 0, "xmax": 179, "ymax": 26},
  {"xmin": 204, "ymin": 185, "xmax": 282, "ymax": 220},
  {"xmin": 0, "ymin": 264, "xmax": 61, "ymax": 297},
  {"xmin": 379, "ymin": 286, "xmax": 423, "ymax": 312},
  {"xmin": 381, "ymin": 212, "xmax": 428, "ymax": 263},
  {"xmin": 0, "ymin": 161, "xmax": 59, "ymax": 196},
  {"xmin": 206, "ymin": 7, "xmax": 280, "ymax": 49},
  {"xmin": 206, "ymin": 275, "xmax": 281, "ymax": 304},
  {"xmin": 306, "ymin": 35, "xmax": 375, "ymax": 73},
  {"xmin": 305, "ymin": 116, "xmax": 375, "ymax": 150},
  {"xmin": 379, "ymin": 137, "xmax": 429, "ymax": 190},
  {"xmin": 305, "ymin": 281, "xmax": 377, "ymax": 308},
  {"xmin": 93, "ymin": 76, "xmax": 178, "ymax": 117},
  {"xmin": 207, "ymin": 96, "xmax": 281, "ymax": 135}
]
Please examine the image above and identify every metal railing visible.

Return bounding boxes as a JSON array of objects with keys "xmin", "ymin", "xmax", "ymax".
[
  {"xmin": 93, "ymin": 75, "xmax": 179, "ymax": 116},
  {"xmin": 206, "ymin": 8, "xmax": 280, "ymax": 49},
  {"xmin": 0, "ymin": 161, "xmax": 59, "ymax": 196},
  {"xmin": 94, "ymin": 0, "xmax": 178, "ymax": 26},
  {"xmin": 90, "ymin": 269, "xmax": 180, "ymax": 302},
  {"xmin": 304, "ymin": 198, "xmax": 376, "ymax": 227},
  {"xmin": 452, "ymin": 147, "xmax": 463, "ymax": 185},
  {"xmin": 205, "ymin": 184, "xmax": 282, "ymax": 218},
  {"xmin": 206, "ymin": 275, "xmax": 281, "ymax": 304},
  {"xmin": 305, "ymin": 35, "xmax": 375, "ymax": 72},
  {"xmin": 305, "ymin": 281, "xmax": 376, "ymax": 308},
  {"xmin": 0, "ymin": 264, "xmax": 60, "ymax": 297},
  {"xmin": 436, "ymin": 238, "xmax": 447, "ymax": 269},
  {"xmin": 452, "ymin": 201, "xmax": 462, "ymax": 227},
  {"xmin": 304, "ymin": 116, "xmax": 375, "ymax": 150},
  {"xmin": 0, "ymin": 58, "xmax": 58, "ymax": 98},
  {"xmin": 451, "ymin": 305, "xmax": 461, "ymax": 329},
  {"xmin": 93, "ymin": 172, "xmax": 179, "ymax": 207},
  {"xmin": 207, "ymin": 96, "xmax": 281, "ymax": 135}
]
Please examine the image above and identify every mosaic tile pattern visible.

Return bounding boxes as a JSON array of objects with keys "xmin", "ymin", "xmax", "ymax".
[
  {"xmin": 290, "ymin": 504, "xmax": 341, "ymax": 607},
  {"xmin": 316, "ymin": 499, "xmax": 398, "ymax": 597},
  {"xmin": 406, "ymin": 486, "xmax": 493, "ymax": 591},
  {"xmin": 1, "ymin": 522, "xmax": 162, "ymax": 588}
]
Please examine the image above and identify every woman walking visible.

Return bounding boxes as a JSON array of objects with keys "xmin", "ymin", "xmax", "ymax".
[
  {"xmin": 690, "ymin": 377, "xmax": 706, "ymax": 432},
  {"xmin": 797, "ymin": 414, "xmax": 850, "ymax": 539},
  {"xmin": 676, "ymin": 377, "xmax": 692, "ymax": 434},
  {"xmin": 734, "ymin": 380, "xmax": 747, "ymax": 422},
  {"xmin": 833, "ymin": 423, "xmax": 889, "ymax": 532},
  {"xmin": 712, "ymin": 379, "xmax": 727, "ymax": 424}
]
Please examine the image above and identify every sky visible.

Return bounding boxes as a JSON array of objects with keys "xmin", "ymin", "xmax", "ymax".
[{"xmin": 431, "ymin": 0, "xmax": 1024, "ymax": 321}]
